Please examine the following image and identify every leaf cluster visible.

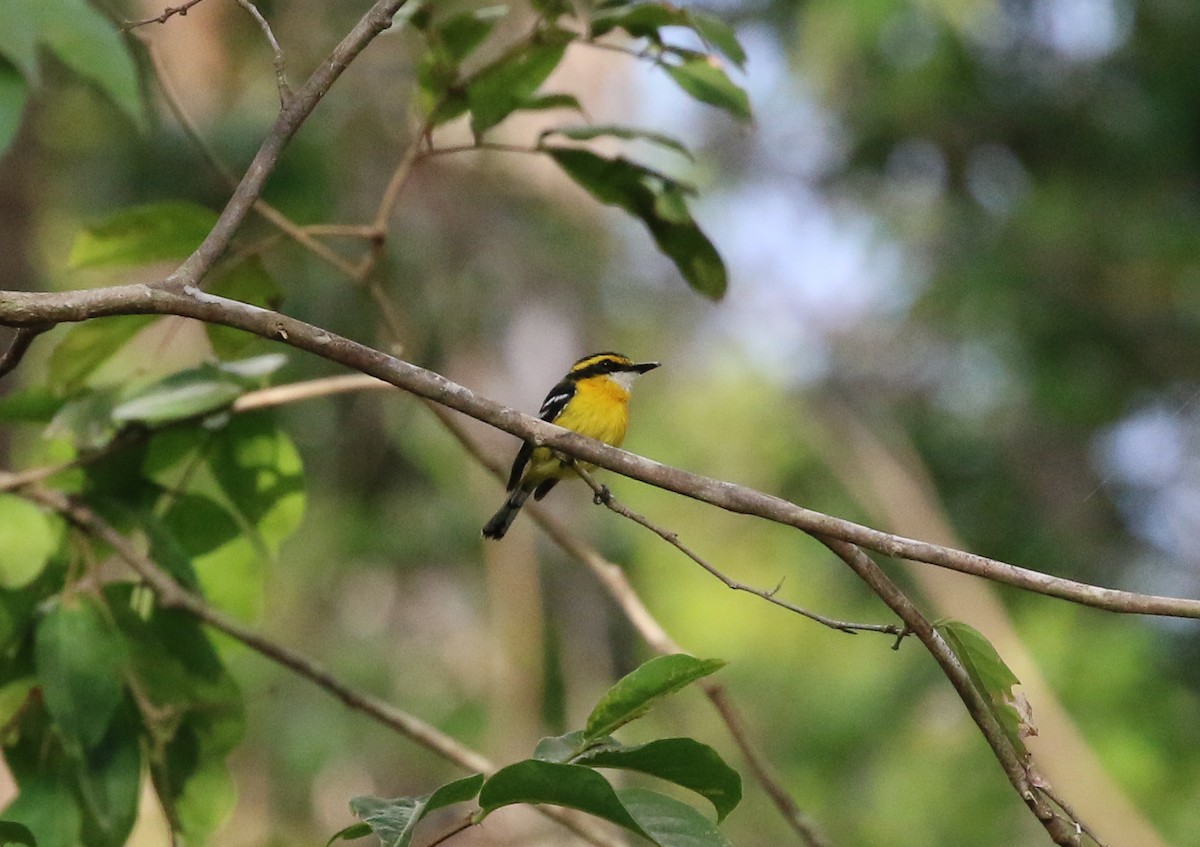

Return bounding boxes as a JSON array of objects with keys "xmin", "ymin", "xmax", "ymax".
[{"xmin": 332, "ymin": 654, "xmax": 741, "ymax": 847}]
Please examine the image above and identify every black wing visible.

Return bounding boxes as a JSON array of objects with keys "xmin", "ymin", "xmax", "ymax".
[{"xmin": 505, "ymin": 380, "xmax": 575, "ymax": 491}]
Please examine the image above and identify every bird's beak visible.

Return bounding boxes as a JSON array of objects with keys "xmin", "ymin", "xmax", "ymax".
[{"xmin": 633, "ymin": 361, "xmax": 661, "ymax": 374}]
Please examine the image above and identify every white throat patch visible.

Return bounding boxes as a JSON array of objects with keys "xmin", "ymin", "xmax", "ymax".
[{"xmin": 607, "ymin": 370, "xmax": 641, "ymax": 391}]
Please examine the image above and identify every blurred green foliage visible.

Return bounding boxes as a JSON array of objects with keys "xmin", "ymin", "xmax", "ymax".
[{"xmin": 0, "ymin": 0, "xmax": 1198, "ymax": 846}]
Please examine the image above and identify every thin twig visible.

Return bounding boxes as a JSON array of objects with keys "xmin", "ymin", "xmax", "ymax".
[
  {"xmin": 567, "ymin": 461, "xmax": 907, "ymax": 636},
  {"xmin": 125, "ymin": 0, "xmax": 208, "ymax": 28},
  {"xmin": 0, "ymin": 324, "xmax": 54, "ymax": 378},
  {"xmin": 233, "ymin": 0, "xmax": 292, "ymax": 105},
  {"xmin": 26, "ymin": 486, "xmax": 626, "ymax": 847}
]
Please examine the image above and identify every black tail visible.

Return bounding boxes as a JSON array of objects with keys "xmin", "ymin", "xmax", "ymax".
[{"xmin": 482, "ymin": 488, "xmax": 531, "ymax": 540}]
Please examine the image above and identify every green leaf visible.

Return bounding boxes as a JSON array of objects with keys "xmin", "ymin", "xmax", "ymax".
[
  {"xmin": 591, "ymin": 3, "xmax": 688, "ymax": 39},
  {"xmin": 0, "ymin": 821, "xmax": 37, "ymax": 847},
  {"xmin": 326, "ymin": 822, "xmax": 372, "ymax": 846},
  {"xmin": 208, "ymin": 413, "xmax": 305, "ymax": 556},
  {"xmin": 530, "ymin": 0, "xmax": 571, "ymax": 19},
  {"xmin": 618, "ymin": 787, "xmax": 733, "ymax": 847},
  {"xmin": 76, "ymin": 700, "xmax": 142, "ymax": 847},
  {"xmin": 48, "ymin": 315, "xmax": 157, "ymax": 394},
  {"xmin": 0, "ymin": 387, "xmax": 62, "ymax": 423},
  {"xmin": 0, "ymin": 57, "xmax": 27, "ymax": 158},
  {"xmin": 662, "ymin": 58, "xmax": 751, "ymax": 122},
  {"xmin": 519, "ymin": 92, "xmax": 583, "ymax": 113},
  {"xmin": 547, "ymin": 147, "xmax": 726, "ymax": 298},
  {"xmin": 686, "ymin": 12, "xmax": 746, "ymax": 70},
  {"xmin": 936, "ymin": 620, "xmax": 1032, "ymax": 755},
  {"xmin": 0, "ymin": 679, "xmax": 37, "ymax": 729},
  {"xmin": 577, "ymin": 738, "xmax": 742, "ymax": 821},
  {"xmin": 540, "ymin": 124, "xmax": 693, "ymax": 159},
  {"xmin": 533, "ymin": 729, "xmax": 594, "ymax": 763},
  {"xmin": 2, "ymin": 773, "xmax": 81, "ymax": 847},
  {"xmin": 0, "ymin": 495, "xmax": 59, "ymax": 590},
  {"xmin": 478, "ymin": 761, "xmax": 647, "ymax": 837},
  {"xmin": 468, "ymin": 36, "xmax": 571, "ymax": 137},
  {"xmin": 584, "ymin": 654, "xmax": 726, "ymax": 740},
  {"xmin": 349, "ymin": 775, "xmax": 482, "ymax": 847},
  {"xmin": 0, "ymin": 0, "xmax": 143, "ymax": 129},
  {"xmin": 436, "ymin": 7, "xmax": 506, "ymax": 62},
  {"xmin": 110, "ymin": 368, "xmax": 245, "ymax": 427},
  {"xmin": 34, "ymin": 596, "xmax": 129, "ymax": 751},
  {"xmin": 67, "ymin": 202, "xmax": 218, "ymax": 270}
]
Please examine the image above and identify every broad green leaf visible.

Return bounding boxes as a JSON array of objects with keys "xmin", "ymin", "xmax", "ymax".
[
  {"xmin": 209, "ymin": 413, "xmax": 305, "ymax": 555},
  {"xmin": 936, "ymin": 620, "xmax": 1032, "ymax": 755},
  {"xmin": 540, "ymin": 124, "xmax": 693, "ymax": 159},
  {"xmin": 172, "ymin": 754, "xmax": 237, "ymax": 845},
  {"xmin": 478, "ymin": 761, "xmax": 647, "ymax": 837},
  {"xmin": 577, "ymin": 738, "xmax": 742, "ymax": 821},
  {"xmin": 584, "ymin": 654, "xmax": 726, "ymax": 740},
  {"xmin": 530, "ymin": 0, "xmax": 571, "ymax": 19},
  {"xmin": 36, "ymin": 0, "xmax": 143, "ymax": 129},
  {"xmin": 34, "ymin": 596, "xmax": 129, "ymax": 751},
  {"xmin": 45, "ymin": 391, "xmax": 119, "ymax": 451},
  {"xmin": 111, "ymin": 368, "xmax": 244, "ymax": 427},
  {"xmin": 162, "ymin": 494, "xmax": 243, "ymax": 560},
  {"xmin": 547, "ymin": 147, "xmax": 726, "ymax": 298},
  {"xmin": 519, "ymin": 92, "xmax": 583, "ymax": 113},
  {"xmin": 326, "ymin": 823, "xmax": 372, "ymax": 846},
  {"xmin": 533, "ymin": 729, "xmax": 595, "ymax": 763},
  {"xmin": 218, "ymin": 353, "xmax": 288, "ymax": 380},
  {"xmin": 67, "ymin": 202, "xmax": 218, "ymax": 269},
  {"xmin": 0, "ymin": 58, "xmax": 27, "ymax": 158},
  {"xmin": 0, "ymin": 387, "xmax": 62, "ymax": 423},
  {"xmin": 48, "ymin": 315, "xmax": 157, "ymax": 393},
  {"xmin": 435, "ymin": 7, "xmax": 506, "ymax": 62},
  {"xmin": 0, "ymin": 820, "xmax": 37, "ymax": 847},
  {"xmin": 76, "ymin": 700, "xmax": 141, "ymax": 847},
  {"xmin": 142, "ymin": 427, "xmax": 212, "ymax": 492},
  {"xmin": 467, "ymin": 35, "xmax": 571, "ymax": 137},
  {"xmin": 205, "ymin": 258, "xmax": 282, "ymax": 358},
  {"xmin": 1, "ymin": 773, "xmax": 81, "ymax": 847},
  {"xmin": 591, "ymin": 3, "xmax": 688, "ymax": 39},
  {"xmin": 349, "ymin": 797, "xmax": 420, "ymax": 847},
  {"xmin": 686, "ymin": 12, "xmax": 746, "ymax": 70},
  {"xmin": 349, "ymin": 774, "xmax": 483, "ymax": 847},
  {"xmin": 0, "ymin": 0, "xmax": 142, "ymax": 129},
  {"xmin": 662, "ymin": 58, "xmax": 751, "ymax": 122},
  {"xmin": 0, "ymin": 679, "xmax": 36, "ymax": 729},
  {"xmin": 0, "ymin": 495, "xmax": 58, "ymax": 589},
  {"xmin": 618, "ymin": 787, "xmax": 733, "ymax": 847}
]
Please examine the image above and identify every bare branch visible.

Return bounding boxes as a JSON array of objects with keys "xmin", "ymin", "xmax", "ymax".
[
  {"xmin": 233, "ymin": 0, "xmax": 293, "ymax": 105},
  {"xmin": 1, "ymin": 284, "xmax": 1194, "ymax": 620},
  {"xmin": 569, "ymin": 461, "xmax": 904, "ymax": 635},
  {"xmin": 0, "ymin": 324, "xmax": 54, "ymax": 378},
  {"xmin": 125, "ymin": 0, "xmax": 208, "ymax": 29}
]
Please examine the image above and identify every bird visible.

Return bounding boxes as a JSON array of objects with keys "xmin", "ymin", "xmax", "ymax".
[{"xmin": 482, "ymin": 351, "xmax": 660, "ymax": 540}]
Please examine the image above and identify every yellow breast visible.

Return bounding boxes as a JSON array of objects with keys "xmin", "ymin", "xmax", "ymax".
[{"xmin": 554, "ymin": 377, "xmax": 631, "ymax": 446}]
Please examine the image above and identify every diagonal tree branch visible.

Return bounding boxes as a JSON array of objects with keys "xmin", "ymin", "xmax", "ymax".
[{"xmin": 2, "ymin": 283, "xmax": 1197, "ymax": 621}]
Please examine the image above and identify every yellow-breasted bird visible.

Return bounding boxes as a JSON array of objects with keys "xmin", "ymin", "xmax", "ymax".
[{"xmin": 482, "ymin": 352, "xmax": 660, "ymax": 540}]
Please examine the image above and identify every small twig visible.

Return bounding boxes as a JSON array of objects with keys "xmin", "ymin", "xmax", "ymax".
[
  {"xmin": 125, "ymin": 0, "xmax": 207, "ymax": 28},
  {"xmin": 569, "ymin": 461, "xmax": 904, "ymax": 636},
  {"xmin": 0, "ymin": 324, "xmax": 54, "ymax": 379},
  {"xmin": 233, "ymin": 0, "xmax": 293, "ymax": 106},
  {"xmin": 425, "ymin": 814, "xmax": 475, "ymax": 847}
]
